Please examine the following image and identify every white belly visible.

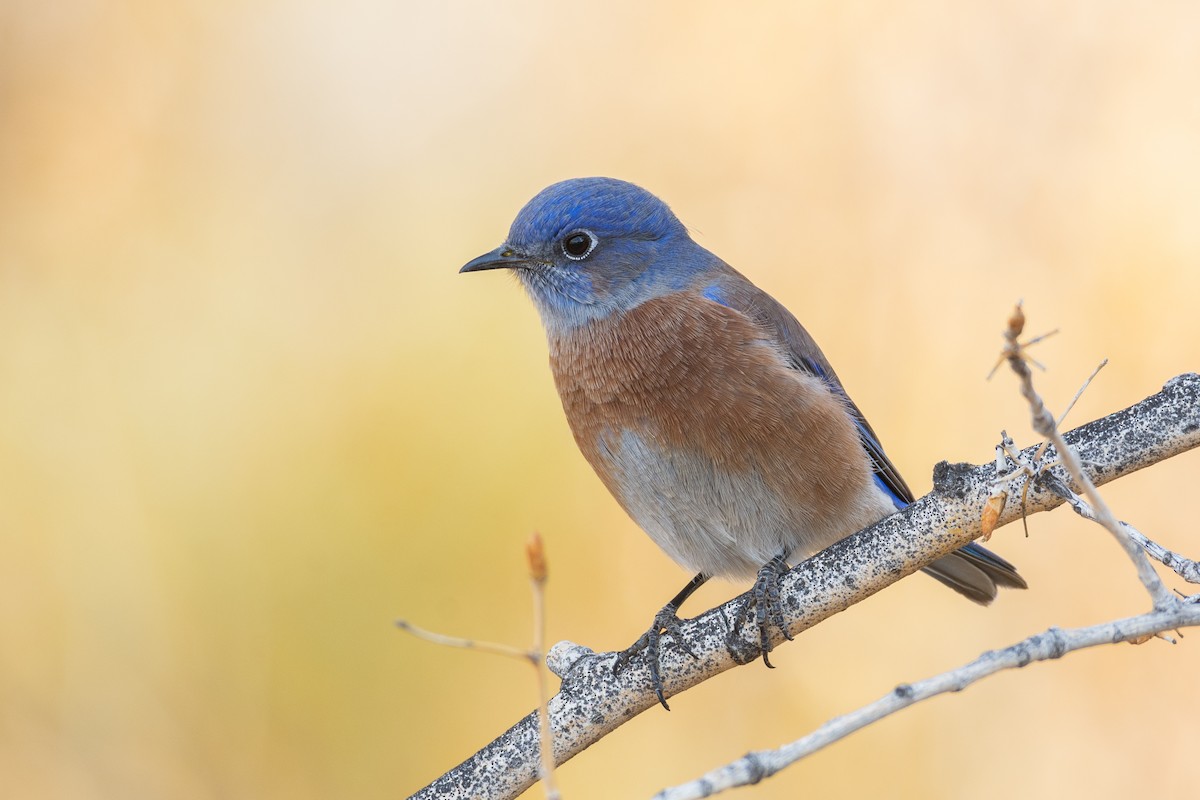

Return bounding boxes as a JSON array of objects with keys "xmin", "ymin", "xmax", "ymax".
[{"xmin": 601, "ymin": 429, "xmax": 895, "ymax": 580}]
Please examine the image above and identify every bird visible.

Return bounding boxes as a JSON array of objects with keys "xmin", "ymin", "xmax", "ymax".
[{"xmin": 460, "ymin": 177, "xmax": 1026, "ymax": 709}]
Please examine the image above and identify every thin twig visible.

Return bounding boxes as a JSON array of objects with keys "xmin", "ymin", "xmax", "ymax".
[
  {"xmin": 993, "ymin": 431, "xmax": 1038, "ymax": 537},
  {"xmin": 395, "ymin": 620, "xmax": 533, "ymax": 661},
  {"xmin": 1001, "ymin": 303, "xmax": 1176, "ymax": 609},
  {"xmin": 985, "ymin": 325, "xmax": 1057, "ymax": 379},
  {"xmin": 399, "ymin": 534, "xmax": 561, "ymax": 799},
  {"xmin": 1039, "ymin": 472, "xmax": 1200, "ymax": 585},
  {"xmin": 988, "ymin": 356, "xmax": 1105, "ymax": 540},
  {"xmin": 1125, "ymin": 528, "xmax": 1200, "ymax": 586},
  {"xmin": 651, "ymin": 600, "xmax": 1200, "ymax": 800},
  {"xmin": 1029, "ymin": 358, "xmax": 1108, "ymax": 465},
  {"xmin": 1056, "ymin": 359, "xmax": 1108, "ymax": 430},
  {"xmin": 526, "ymin": 533, "xmax": 560, "ymax": 800}
]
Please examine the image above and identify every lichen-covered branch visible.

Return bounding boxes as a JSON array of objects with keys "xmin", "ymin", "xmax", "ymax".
[
  {"xmin": 1039, "ymin": 470, "xmax": 1200, "ymax": 585},
  {"xmin": 651, "ymin": 316, "xmax": 1199, "ymax": 799},
  {"xmin": 653, "ymin": 599, "xmax": 1200, "ymax": 800},
  {"xmin": 407, "ymin": 373, "xmax": 1200, "ymax": 800}
]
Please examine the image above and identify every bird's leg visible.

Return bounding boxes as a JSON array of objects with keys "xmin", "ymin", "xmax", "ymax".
[
  {"xmin": 732, "ymin": 552, "xmax": 794, "ymax": 668},
  {"xmin": 613, "ymin": 572, "xmax": 707, "ymax": 710}
]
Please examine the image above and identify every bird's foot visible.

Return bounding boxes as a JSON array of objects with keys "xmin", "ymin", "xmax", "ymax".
[
  {"xmin": 613, "ymin": 604, "xmax": 697, "ymax": 711},
  {"xmin": 730, "ymin": 554, "xmax": 793, "ymax": 668}
]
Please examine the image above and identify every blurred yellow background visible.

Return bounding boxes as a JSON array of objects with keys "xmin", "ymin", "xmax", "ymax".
[{"xmin": 2, "ymin": 2, "xmax": 1198, "ymax": 798}]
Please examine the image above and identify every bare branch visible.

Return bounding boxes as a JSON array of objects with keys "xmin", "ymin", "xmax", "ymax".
[
  {"xmin": 394, "ymin": 619, "xmax": 532, "ymax": 662},
  {"xmin": 653, "ymin": 599, "xmax": 1200, "ymax": 800},
  {"xmin": 1041, "ymin": 472, "xmax": 1200, "ymax": 585},
  {"xmin": 1000, "ymin": 304, "xmax": 1175, "ymax": 608},
  {"xmin": 407, "ymin": 373, "xmax": 1200, "ymax": 800},
  {"xmin": 652, "ymin": 309, "xmax": 1197, "ymax": 799},
  {"xmin": 1055, "ymin": 358, "xmax": 1107, "ymax": 430}
]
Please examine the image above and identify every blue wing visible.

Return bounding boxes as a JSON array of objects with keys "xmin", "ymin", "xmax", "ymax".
[
  {"xmin": 701, "ymin": 274, "xmax": 913, "ymax": 508},
  {"xmin": 698, "ymin": 270, "xmax": 1026, "ymax": 601}
]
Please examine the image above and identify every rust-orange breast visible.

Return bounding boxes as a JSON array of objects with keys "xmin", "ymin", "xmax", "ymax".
[{"xmin": 547, "ymin": 293, "xmax": 888, "ymax": 577}]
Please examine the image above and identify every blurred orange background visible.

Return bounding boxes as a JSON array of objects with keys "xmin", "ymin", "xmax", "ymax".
[{"xmin": 2, "ymin": 2, "xmax": 1198, "ymax": 798}]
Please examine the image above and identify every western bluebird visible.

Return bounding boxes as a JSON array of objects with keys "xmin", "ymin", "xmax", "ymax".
[{"xmin": 461, "ymin": 177, "xmax": 1025, "ymax": 708}]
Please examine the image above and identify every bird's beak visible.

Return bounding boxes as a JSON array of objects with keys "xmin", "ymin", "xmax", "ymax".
[{"xmin": 459, "ymin": 247, "xmax": 533, "ymax": 274}]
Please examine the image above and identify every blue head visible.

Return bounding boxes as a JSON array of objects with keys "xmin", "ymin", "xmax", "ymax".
[{"xmin": 460, "ymin": 178, "xmax": 712, "ymax": 331}]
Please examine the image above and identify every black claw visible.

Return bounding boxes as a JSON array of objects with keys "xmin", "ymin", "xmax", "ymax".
[
  {"xmin": 613, "ymin": 603, "xmax": 694, "ymax": 711},
  {"xmin": 728, "ymin": 554, "xmax": 792, "ymax": 667},
  {"xmin": 649, "ymin": 654, "xmax": 669, "ymax": 711}
]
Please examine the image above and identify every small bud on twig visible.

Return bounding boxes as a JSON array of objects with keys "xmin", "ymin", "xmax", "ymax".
[
  {"xmin": 526, "ymin": 531, "xmax": 548, "ymax": 584},
  {"xmin": 1007, "ymin": 302, "xmax": 1026, "ymax": 339}
]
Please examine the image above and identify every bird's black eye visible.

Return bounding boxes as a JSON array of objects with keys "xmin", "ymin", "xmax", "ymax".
[{"xmin": 561, "ymin": 230, "xmax": 597, "ymax": 260}]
